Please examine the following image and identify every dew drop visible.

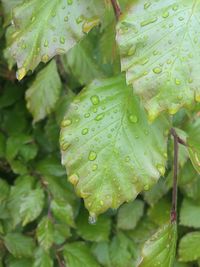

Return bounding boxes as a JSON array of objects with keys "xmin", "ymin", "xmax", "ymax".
[
  {"xmin": 21, "ymin": 43, "xmax": 26, "ymax": 49},
  {"xmin": 44, "ymin": 40, "xmax": 48, "ymax": 47},
  {"xmin": 100, "ymin": 200, "xmax": 104, "ymax": 206},
  {"xmin": 153, "ymin": 67, "xmax": 162, "ymax": 74},
  {"xmin": 67, "ymin": 0, "xmax": 73, "ymax": 5},
  {"xmin": 16, "ymin": 67, "xmax": 26, "ymax": 81},
  {"xmin": 84, "ymin": 113, "xmax": 90, "ymax": 118},
  {"xmin": 60, "ymin": 36, "xmax": 65, "ymax": 44},
  {"xmin": 144, "ymin": 2, "xmax": 151, "ymax": 9},
  {"xmin": 156, "ymin": 164, "xmax": 165, "ymax": 176},
  {"xmin": 175, "ymin": 78, "xmax": 181, "ymax": 85},
  {"xmin": 68, "ymin": 173, "xmax": 79, "ymax": 185},
  {"xmin": 144, "ymin": 184, "xmax": 150, "ymax": 191},
  {"xmin": 61, "ymin": 142, "xmax": 70, "ymax": 151},
  {"xmin": 42, "ymin": 54, "xmax": 49, "ymax": 63},
  {"xmin": 95, "ymin": 114, "xmax": 104, "ymax": 121},
  {"xmin": 172, "ymin": 5, "xmax": 178, "ymax": 11},
  {"xmin": 61, "ymin": 119, "xmax": 72, "ymax": 127},
  {"xmin": 90, "ymin": 95, "xmax": 100, "ymax": 105},
  {"xmin": 64, "ymin": 16, "xmax": 68, "ymax": 22},
  {"xmin": 82, "ymin": 128, "xmax": 88, "ymax": 135},
  {"xmin": 162, "ymin": 11, "xmax": 169, "ymax": 18},
  {"xmin": 92, "ymin": 164, "xmax": 98, "ymax": 171},
  {"xmin": 128, "ymin": 46, "xmax": 136, "ymax": 56},
  {"xmin": 88, "ymin": 151, "xmax": 97, "ymax": 161},
  {"xmin": 88, "ymin": 213, "xmax": 97, "ymax": 225},
  {"xmin": 76, "ymin": 15, "xmax": 84, "ymax": 24},
  {"xmin": 140, "ymin": 17, "xmax": 157, "ymax": 27},
  {"xmin": 129, "ymin": 114, "xmax": 138, "ymax": 123}
]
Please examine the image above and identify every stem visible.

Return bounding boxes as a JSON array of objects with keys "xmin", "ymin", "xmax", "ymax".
[
  {"xmin": 170, "ymin": 128, "xmax": 179, "ymax": 223},
  {"xmin": 110, "ymin": 0, "xmax": 122, "ymax": 21}
]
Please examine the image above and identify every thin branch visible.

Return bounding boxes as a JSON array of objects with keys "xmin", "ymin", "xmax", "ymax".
[
  {"xmin": 110, "ymin": 0, "xmax": 122, "ymax": 21},
  {"xmin": 56, "ymin": 252, "xmax": 66, "ymax": 267},
  {"xmin": 170, "ymin": 128, "xmax": 179, "ymax": 223}
]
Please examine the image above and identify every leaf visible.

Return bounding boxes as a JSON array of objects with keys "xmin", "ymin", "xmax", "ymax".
[
  {"xmin": 178, "ymin": 232, "xmax": 200, "ymax": 262},
  {"xmin": 33, "ymin": 247, "xmax": 53, "ymax": 267},
  {"xmin": 20, "ymin": 187, "xmax": 45, "ymax": 226},
  {"xmin": 0, "ymin": 179, "xmax": 10, "ymax": 203},
  {"xmin": 53, "ymin": 223, "xmax": 71, "ymax": 245},
  {"xmin": 110, "ymin": 232, "xmax": 136, "ymax": 267},
  {"xmin": 92, "ymin": 242, "xmax": 112, "ymax": 267},
  {"xmin": 60, "ymin": 76, "xmax": 170, "ymax": 216},
  {"xmin": 0, "ymin": 133, "xmax": 6, "ymax": 158},
  {"xmin": 186, "ymin": 118, "xmax": 200, "ymax": 174},
  {"xmin": 1, "ymin": 0, "xmax": 23, "ymax": 26},
  {"xmin": 25, "ymin": 60, "xmax": 61, "ymax": 123},
  {"xmin": 138, "ymin": 222, "xmax": 177, "ymax": 267},
  {"xmin": 180, "ymin": 198, "xmax": 200, "ymax": 228},
  {"xmin": 51, "ymin": 199, "xmax": 75, "ymax": 227},
  {"xmin": 36, "ymin": 217, "xmax": 54, "ymax": 251},
  {"xmin": 148, "ymin": 197, "xmax": 171, "ymax": 226},
  {"xmin": 8, "ymin": 258, "xmax": 33, "ymax": 267},
  {"xmin": 4, "ymin": 233, "xmax": 35, "ymax": 258},
  {"xmin": 76, "ymin": 208, "xmax": 111, "ymax": 242},
  {"xmin": 117, "ymin": 199, "xmax": 144, "ymax": 230},
  {"xmin": 35, "ymin": 156, "xmax": 66, "ymax": 177},
  {"xmin": 63, "ymin": 242, "xmax": 100, "ymax": 267},
  {"xmin": 117, "ymin": 0, "xmax": 200, "ymax": 120},
  {"xmin": 6, "ymin": 0, "xmax": 105, "ymax": 79}
]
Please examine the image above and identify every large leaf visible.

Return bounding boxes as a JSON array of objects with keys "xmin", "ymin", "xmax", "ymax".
[
  {"xmin": 138, "ymin": 222, "xmax": 177, "ymax": 267},
  {"xmin": 63, "ymin": 242, "xmax": 100, "ymax": 267},
  {"xmin": 25, "ymin": 60, "xmax": 61, "ymax": 123},
  {"xmin": 178, "ymin": 232, "xmax": 200, "ymax": 262},
  {"xmin": 117, "ymin": 0, "xmax": 200, "ymax": 120},
  {"xmin": 6, "ymin": 0, "xmax": 105, "ymax": 79},
  {"xmin": 60, "ymin": 76, "xmax": 170, "ymax": 216},
  {"xmin": 33, "ymin": 248, "xmax": 53, "ymax": 267}
]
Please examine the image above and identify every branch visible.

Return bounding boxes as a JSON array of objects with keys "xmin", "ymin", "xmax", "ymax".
[
  {"xmin": 110, "ymin": 0, "xmax": 122, "ymax": 21},
  {"xmin": 170, "ymin": 128, "xmax": 179, "ymax": 223}
]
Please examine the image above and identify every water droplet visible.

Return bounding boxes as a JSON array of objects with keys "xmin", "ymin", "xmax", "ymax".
[
  {"xmin": 16, "ymin": 67, "xmax": 26, "ymax": 81},
  {"xmin": 61, "ymin": 142, "xmax": 70, "ymax": 151},
  {"xmin": 60, "ymin": 36, "xmax": 65, "ymax": 44},
  {"xmin": 125, "ymin": 156, "xmax": 130, "ymax": 162},
  {"xmin": 42, "ymin": 54, "xmax": 49, "ymax": 63},
  {"xmin": 175, "ymin": 78, "xmax": 181, "ymax": 85},
  {"xmin": 95, "ymin": 114, "xmax": 104, "ymax": 121},
  {"xmin": 68, "ymin": 173, "xmax": 79, "ymax": 185},
  {"xmin": 88, "ymin": 213, "xmax": 97, "ymax": 225},
  {"xmin": 88, "ymin": 151, "xmax": 97, "ymax": 161},
  {"xmin": 153, "ymin": 67, "xmax": 162, "ymax": 74},
  {"xmin": 141, "ymin": 17, "xmax": 157, "ymax": 27},
  {"xmin": 172, "ymin": 5, "xmax": 178, "ymax": 11},
  {"xmin": 31, "ymin": 16, "xmax": 36, "ymax": 22},
  {"xmin": 128, "ymin": 46, "xmax": 136, "ymax": 56},
  {"xmin": 84, "ymin": 113, "xmax": 90, "ymax": 118},
  {"xmin": 162, "ymin": 11, "xmax": 169, "ymax": 18},
  {"xmin": 44, "ymin": 40, "xmax": 48, "ymax": 47},
  {"xmin": 76, "ymin": 15, "xmax": 84, "ymax": 24},
  {"xmin": 100, "ymin": 200, "xmax": 104, "ymax": 206},
  {"xmin": 144, "ymin": 2, "xmax": 151, "ymax": 9},
  {"xmin": 156, "ymin": 164, "xmax": 165, "ymax": 176},
  {"xmin": 82, "ymin": 128, "xmax": 88, "ymax": 135},
  {"xmin": 64, "ymin": 16, "xmax": 68, "ymax": 22},
  {"xmin": 129, "ymin": 114, "xmax": 138, "ymax": 123},
  {"xmin": 82, "ymin": 17, "xmax": 100, "ymax": 33},
  {"xmin": 90, "ymin": 95, "xmax": 100, "ymax": 105},
  {"xmin": 21, "ymin": 43, "xmax": 26, "ymax": 49},
  {"xmin": 92, "ymin": 164, "xmax": 98, "ymax": 171},
  {"xmin": 178, "ymin": 17, "xmax": 184, "ymax": 21},
  {"xmin": 144, "ymin": 184, "xmax": 149, "ymax": 191},
  {"xmin": 67, "ymin": 0, "xmax": 73, "ymax": 5},
  {"xmin": 61, "ymin": 119, "xmax": 72, "ymax": 127}
]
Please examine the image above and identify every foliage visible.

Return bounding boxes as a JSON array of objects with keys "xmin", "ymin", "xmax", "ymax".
[{"xmin": 0, "ymin": 0, "xmax": 200, "ymax": 266}]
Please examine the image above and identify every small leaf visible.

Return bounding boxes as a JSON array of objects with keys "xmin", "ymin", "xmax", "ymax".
[
  {"xmin": 25, "ymin": 60, "xmax": 61, "ymax": 123},
  {"xmin": 36, "ymin": 217, "xmax": 54, "ymax": 251},
  {"xmin": 51, "ymin": 199, "xmax": 75, "ymax": 227},
  {"xmin": 117, "ymin": 0, "xmax": 200, "ymax": 120},
  {"xmin": 0, "ymin": 179, "xmax": 10, "ymax": 203},
  {"xmin": 4, "ymin": 233, "xmax": 35, "ymax": 258},
  {"xmin": 33, "ymin": 247, "xmax": 53, "ymax": 267},
  {"xmin": 63, "ymin": 242, "xmax": 100, "ymax": 267},
  {"xmin": 117, "ymin": 199, "xmax": 144, "ymax": 230},
  {"xmin": 138, "ymin": 222, "xmax": 177, "ymax": 267},
  {"xmin": 20, "ymin": 187, "xmax": 45, "ymax": 226},
  {"xmin": 178, "ymin": 232, "xmax": 200, "ymax": 262},
  {"xmin": 76, "ymin": 208, "xmax": 111, "ymax": 242},
  {"xmin": 180, "ymin": 198, "xmax": 200, "ymax": 228},
  {"xmin": 60, "ymin": 76, "xmax": 170, "ymax": 216},
  {"xmin": 6, "ymin": 0, "xmax": 105, "ymax": 78}
]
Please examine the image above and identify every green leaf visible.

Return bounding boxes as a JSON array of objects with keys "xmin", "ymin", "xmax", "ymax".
[
  {"xmin": 25, "ymin": 60, "xmax": 61, "ymax": 123},
  {"xmin": 186, "ymin": 118, "xmax": 200, "ymax": 174},
  {"xmin": 4, "ymin": 233, "xmax": 35, "ymax": 258},
  {"xmin": 63, "ymin": 242, "xmax": 100, "ymax": 267},
  {"xmin": 35, "ymin": 156, "xmax": 66, "ymax": 177},
  {"xmin": 138, "ymin": 222, "xmax": 177, "ymax": 267},
  {"xmin": 53, "ymin": 223, "xmax": 71, "ymax": 245},
  {"xmin": 148, "ymin": 197, "xmax": 171, "ymax": 226},
  {"xmin": 117, "ymin": 199, "xmax": 144, "ymax": 230},
  {"xmin": 117, "ymin": 0, "xmax": 200, "ymax": 120},
  {"xmin": 1, "ymin": 0, "xmax": 23, "ymax": 26},
  {"xmin": 110, "ymin": 232, "xmax": 136, "ymax": 267},
  {"xmin": 7, "ymin": 258, "xmax": 33, "ymax": 267},
  {"xmin": 0, "ymin": 133, "xmax": 6, "ymax": 158},
  {"xmin": 36, "ymin": 217, "xmax": 54, "ymax": 251},
  {"xmin": 0, "ymin": 179, "xmax": 10, "ymax": 203},
  {"xmin": 6, "ymin": 0, "xmax": 105, "ymax": 79},
  {"xmin": 33, "ymin": 247, "xmax": 53, "ymax": 267},
  {"xmin": 92, "ymin": 242, "xmax": 112, "ymax": 267},
  {"xmin": 20, "ymin": 187, "xmax": 45, "ymax": 226},
  {"xmin": 76, "ymin": 208, "xmax": 111, "ymax": 242},
  {"xmin": 178, "ymin": 232, "xmax": 200, "ymax": 262},
  {"xmin": 0, "ymin": 84, "xmax": 24, "ymax": 109},
  {"xmin": 51, "ymin": 199, "xmax": 74, "ymax": 227},
  {"xmin": 180, "ymin": 198, "xmax": 200, "ymax": 228},
  {"xmin": 60, "ymin": 76, "xmax": 170, "ymax": 216}
]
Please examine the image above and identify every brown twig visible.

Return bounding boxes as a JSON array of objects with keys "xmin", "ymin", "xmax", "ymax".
[
  {"xmin": 170, "ymin": 128, "xmax": 179, "ymax": 223},
  {"xmin": 110, "ymin": 0, "xmax": 122, "ymax": 21}
]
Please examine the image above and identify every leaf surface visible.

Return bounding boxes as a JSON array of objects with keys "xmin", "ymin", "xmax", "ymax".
[
  {"xmin": 180, "ymin": 198, "xmax": 200, "ymax": 228},
  {"xmin": 60, "ymin": 76, "xmax": 170, "ymax": 216},
  {"xmin": 117, "ymin": 0, "xmax": 200, "ymax": 120},
  {"xmin": 6, "ymin": 0, "xmax": 104, "ymax": 79}
]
